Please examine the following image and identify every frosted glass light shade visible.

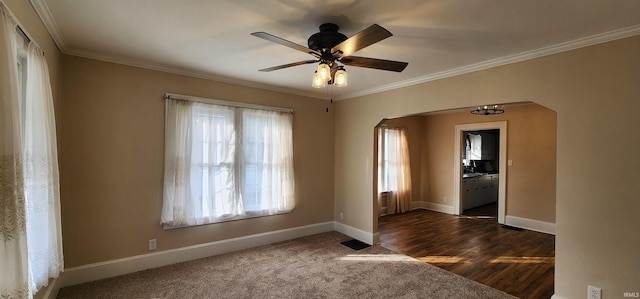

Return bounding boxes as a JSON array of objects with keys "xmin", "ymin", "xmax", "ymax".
[
  {"xmin": 312, "ymin": 71, "xmax": 326, "ymax": 88},
  {"xmin": 316, "ymin": 63, "xmax": 331, "ymax": 81},
  {"xmin": 333, "ymin": 68, "xmax": 348, "ymax": 87}
]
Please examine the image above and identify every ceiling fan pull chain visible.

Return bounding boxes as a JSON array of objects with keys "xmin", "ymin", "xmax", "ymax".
[{"xmin": 325, "ymin": 85, "xmax": 334, "ymax": 113}]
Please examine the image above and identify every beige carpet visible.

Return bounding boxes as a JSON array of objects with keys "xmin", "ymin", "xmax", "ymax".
[{"xmin": 57, "ymin": 232, "xmax": 517, "ymax": 299}]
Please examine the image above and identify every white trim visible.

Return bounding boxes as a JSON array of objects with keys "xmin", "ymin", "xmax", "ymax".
[
  {"xmin": 28, "ymin": 0, "xmax": 64, "ymax": 51},
  {"xmin": 505, "ymin": 215, "xmax": 556, "ymax": 235},
  {"xmin": 333, "ymin": 221, "xmax": 375, "ymax": 245},
  {"xmin": 27, "ymin": 0, "xmax": 640, "ymax": 101},
  {"xmin": 453, "ymin": 121, "xmax": 507, "ymax": 224},
  {"xmin": 60, "ymin": 222, "xmax": 333, "ymax": 287},
  {"xmin": 550, "ymin": 294, "xmax": 564, "ymax": 299},
  {"xmin": 410, "ymin": 201, "xmax": 455, "ymax": 214},
  {"xmin": 339, "ymin": 25, "xmax": 640, "ymax": 100},
  {"xmin": 372, "ymin": 232, "xmax": 380, "ymax": 245},
  {"xmin": 37, "ymin": 276, "xmax": 61, "ymax": 299},
  {"xmin": 64, "ymin": 47, "xmax": 328, "ymax": 100},
  {"xmin": 164, "ymin": 92, "xmax": 294, "ymax": 114}
]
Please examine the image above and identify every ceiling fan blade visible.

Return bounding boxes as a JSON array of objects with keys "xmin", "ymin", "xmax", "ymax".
[
  {"xmin": 258, "ymin": 60, "xmax": 318, "ymax": 72},
  {"xmin": 340, "ymin": 56, "xmax": 408, "ymax": 72},
  {"xmin": 251, "ymin": 32, "xmax": 320, "ymax": 57},
  {"xmin": 331, "ymin": 24, "xmax": 392, "ymax": 57}
]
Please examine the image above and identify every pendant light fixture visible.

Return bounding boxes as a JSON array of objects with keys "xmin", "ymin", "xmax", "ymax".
[{"xmin": 471, "ymin": 105, "xmax": 505, "ymax": 115}]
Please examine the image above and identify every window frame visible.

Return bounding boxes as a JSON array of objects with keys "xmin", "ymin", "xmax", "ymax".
[{"xmin": 162, "ymin": 93, "xmax": 295, "ymax": 229}]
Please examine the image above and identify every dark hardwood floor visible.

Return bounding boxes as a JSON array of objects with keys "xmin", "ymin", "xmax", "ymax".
[{"xmin": 378, "ymin": 206, "xmax": 555, "ymax": 299}]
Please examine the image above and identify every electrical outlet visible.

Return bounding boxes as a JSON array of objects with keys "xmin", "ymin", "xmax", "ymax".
[
  {"xmin": 148, "ymin": 239, "xmax": 157, "ymax": 250},
  {"xmin": 339, "ymin": 212, "xmax": 344, "ymax": 220},
  {"xmin": 508, "ymin": 159, "xmax": 513, "ymax": 166},
  {"xmin": 588, "ymin": 285, "xmax": 601, "ymax": 299},
  {"xmin": 443, "ymin": 197, "xmax": 448, "ymax": 203}
]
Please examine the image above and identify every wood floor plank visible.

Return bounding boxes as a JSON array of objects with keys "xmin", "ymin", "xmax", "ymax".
[{"xmin": 378, "ymin": 208, "xmax": 555, "ymax": 299}]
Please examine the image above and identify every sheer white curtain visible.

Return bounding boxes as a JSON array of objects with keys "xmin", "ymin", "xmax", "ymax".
[
  {"xmin": 378, "ymin": 127, "xmax": 412, "ymax": 214},
  {"xmin": 240, "ymin": 109, "xmax": 294, "ymax": 214},
  {"xmin": 0, "ymin": 4, "xmax": 31, "ymax": 298},
  {"xmin": 162, "ymin": 99, "xmax": 196, "ymax": 226},
  {"xmin": 162, "ymin": 99, "xmax": 294, "ymax": 226},
  {"xmin": 23, "ymin": 43, "xmax": 64, "ymax": 291},
  {"xmin": 192, "ymin": 103, "xmax": 239, "ymax": 220}
]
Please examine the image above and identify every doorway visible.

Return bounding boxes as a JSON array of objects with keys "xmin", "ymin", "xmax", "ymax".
[{"xmin": 453, "ymin": 121, "xmax": 507, "ymax": 224}]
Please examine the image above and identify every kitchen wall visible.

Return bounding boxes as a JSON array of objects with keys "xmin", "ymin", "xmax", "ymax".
[
  {"xmin": 60, "ymin": 55, "xmax": 335, "ymax": 268},
  {"xmin": 334, "ymin": 35, "xmax": 640, "ymax": 298}
]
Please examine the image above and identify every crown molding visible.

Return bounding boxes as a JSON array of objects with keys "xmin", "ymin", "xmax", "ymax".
[
  {"xmin": 338, "ymin": 24, "xmax": 640, "ymax": 100},
  {"xmin": 63, "ymin": 48, "xmax": 326, "ymax": 100},
  {"xmin": 30, "ymin": 0, "xmax": 640, "ymax": 101},
  {"xmin": 29, "ymin": 0, "xmax": 65, "ymax": 51}
]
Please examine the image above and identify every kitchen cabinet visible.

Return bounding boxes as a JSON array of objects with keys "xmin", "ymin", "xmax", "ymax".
[
  {"xmin": 480, "ymin": 133, "xmax": 496, "ymax": 160},
  {"xmin": 461, "ymin": 177, "xmax": 479, "ymax": 210},
  {"xmin": 462, "ymin": 174, "xmax": 499, "ymax": 210}
]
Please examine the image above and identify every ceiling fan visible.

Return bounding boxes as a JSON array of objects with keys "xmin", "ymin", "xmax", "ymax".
[{"xmin": 251, "ymin": 23, "xmax": 408, "ymax": 87}]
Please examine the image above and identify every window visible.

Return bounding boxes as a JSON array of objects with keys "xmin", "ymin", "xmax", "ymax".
[
  {"xmin": 162, "ymin": 96, "xmax": 295, "ymax": 227},
  {"xmin": 377, "ymin": 126, "xmax": 412, "ymax": 214},
  {"xmin": 0, "ymin": 9, "xmax": 63, "ymax": 295}
]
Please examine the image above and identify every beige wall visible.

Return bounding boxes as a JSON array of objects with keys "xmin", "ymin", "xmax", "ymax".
[
  {"xmin": 334, "ymin": 36, "xmax": 640, "ymax": 298},
  {"xmin": 60, "ymin": 55, "xmax": 335, "ymax": 267}
]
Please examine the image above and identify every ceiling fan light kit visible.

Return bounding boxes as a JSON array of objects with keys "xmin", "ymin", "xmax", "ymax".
[{"xmin": 251, "ymin": 23, "xmax": 407, "ymax": 89}]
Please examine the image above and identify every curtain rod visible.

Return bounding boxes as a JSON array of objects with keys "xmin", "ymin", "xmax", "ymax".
[
  {"xmin": 379, "ymin": 124, "xmax": 408, "ymax": 130},
  {"xmin": 1, "ymin": 1, "xmax": 44, "ymax": 55},
  {"xmin": 163, "ymin": 93, "xmax": 294, "ymax": 114},
  {"xmin": 16, "ymin": 25, "xmax": 30, "ymax": 42}
]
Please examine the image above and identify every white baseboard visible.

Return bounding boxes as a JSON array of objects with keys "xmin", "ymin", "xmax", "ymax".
[
  {"xmin": 333, "ymin": 221, "xmax": 375, "ymax": 245},
  {"xmin": 550, "ymin": 294, "xmax": 563, "ymax": 299},
  {"xmin": 505, "ymin": 215, "xmax": 556, "ymax": 235},
  {"xmin": 37, "ymin": 276, "xmax": 61, "ymax": 299},
  {"xmin": 411, "ymin": 201, "xmax": 455, "ymax": 214},
  {"xmin": 61, "ymin": 221, "xmax": 334, "ymax": 287}
]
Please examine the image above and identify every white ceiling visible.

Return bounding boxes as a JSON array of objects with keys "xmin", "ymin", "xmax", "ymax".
[{"xmin": 31, "ymin": 0, "xmax": 640, "ymax": 100}]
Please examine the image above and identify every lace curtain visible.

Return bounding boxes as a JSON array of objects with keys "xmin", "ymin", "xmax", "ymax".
[
  {"xmin": 0, "ymin": 3, "xmax": 63, "ymax": 298},
  {"xmin": 0, "ymin": 4, "xmax": 30, "ymax": 298},
  {"xmin": 24, "ymin": 43, "xmax": 64, "ymax": 292},
  {"xmin": 377, "ymin": 127, "xmax": 412, "ymax": 214},
  {"xmin": 162, "ymin": 99, "xmax": 294, "ymax": 226}
]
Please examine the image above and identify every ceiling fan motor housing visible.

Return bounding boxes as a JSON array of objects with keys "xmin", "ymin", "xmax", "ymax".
[{"xmin": 308, "ymin": 23, "xmax": 348, "ymax": 54}]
